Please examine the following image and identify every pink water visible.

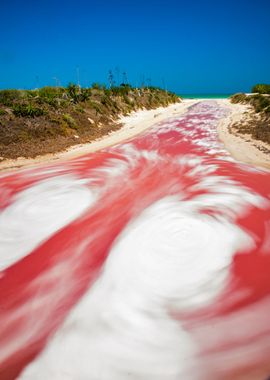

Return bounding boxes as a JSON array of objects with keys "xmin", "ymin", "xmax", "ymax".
[{"xmin": 0, "ymin": 101, "xmax": 270, "ymax": 380}]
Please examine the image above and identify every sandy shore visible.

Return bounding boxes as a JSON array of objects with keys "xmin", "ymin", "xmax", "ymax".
[
  {"xmin": 1, "ymin": 98, "xmax": 269, "ymax": 173},
  {"xmin": 0, "ymin": 100, "xmax": 197, "ymax": 173},
  {"xmin": 217, "ymin": 99, "xmax": 270, "ymax": 170}
]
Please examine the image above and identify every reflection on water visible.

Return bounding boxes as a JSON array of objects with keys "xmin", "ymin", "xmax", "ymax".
[{"xmin": 0, "ymin": 102, "xmax": 270, "ymax": 380}]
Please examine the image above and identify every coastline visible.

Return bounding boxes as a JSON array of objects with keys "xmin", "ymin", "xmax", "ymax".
[{"xmin": 1, "ymin": 98, "xmax": 269, "ymax": 173}]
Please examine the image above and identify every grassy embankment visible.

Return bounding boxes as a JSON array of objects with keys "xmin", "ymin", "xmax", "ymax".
[
  {"xmin": 0, "ymin": 84, "xmax": 180, "ymax": 160},
  {"xmin": 230, "ymin": 84, "xmax": 270, "ymax": 147}
]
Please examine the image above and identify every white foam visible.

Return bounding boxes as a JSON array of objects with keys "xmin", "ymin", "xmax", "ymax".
[
  {"xmin": 0, "ymin": 176, "xmax": 95, "ymax": 271},
  {"xmin": 19, "ymin": 193, "xmax": 253, "ymax": 380},
  {"xmin": 13, "ymin": 102, "xmax": 266, "ymax": 379}
]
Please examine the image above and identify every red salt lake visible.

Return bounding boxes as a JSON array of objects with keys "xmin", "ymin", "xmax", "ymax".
[{"xmin": 0, "ymin": 101, "xmax": 270, "ymax": 380}]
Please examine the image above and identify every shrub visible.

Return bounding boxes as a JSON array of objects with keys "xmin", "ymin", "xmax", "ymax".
[
  {"xmin": 123, "ymin": 94, "xmax": 133, "ymax": 105},
  {"xmin": 12, "ymin": 103, "xmax": 45, "ymax": 117},
  {"xmin": 75, "ymin": 105, "xmax": 85, "ymax": 113},
  {"xmin": 38, "ymin": 86, "xmax": 64, "ymax": 98},
  {"xmin": 230, "ymin": 93, "xmax": 248, "ymax": 104},
  {"xmin": 252, "ymin": 84, "xmax": 270, "ymax": 95},
  {"xmin": 79, "ymin": 88, "xmax": 91, "ymax": 102},
  {"xmin": 230, "ymin": 92, "xmax": 270, "ymax": 114},
  {"xmin": 110, "ymin": 86, "xmax": 128, "ymax": 96},
  {"xmin": 92, "ymin": 82, "xmax": 101, "ymax": 90},
  {"xmin": 26, "ymin": 90, "xmax": 39, "ymax": 98},
  {"xmin": 100, "ymin": 95, "xmax": 112, "ymax": 107},
  {"xmin": 63, "ymin": 113, "xmax": 78, "ymax": 129},
  {"xmin": 37, "ymin": 86, "xmax": 65, "ymax": 107},
  {"xmin": 120, "ymin": 83, "xmax": 132, "ymax": 89},
  {"xmin": 67, "ymin": 83, "xmax": 80, "ymax": 102},
  {"xmin": 249, "ymin": 94, "xmax": 270, "ymax": 113},
  {"xmin": 104, "ymin": 88, "xmax": 111, "ymax": 97},
  {"xmin": 0, "ymin": 89, "xmax": 25, "ymax": 106},
  {"xmin": 89, "ymin": 101, "xmax": 102, "ymax": 114}
]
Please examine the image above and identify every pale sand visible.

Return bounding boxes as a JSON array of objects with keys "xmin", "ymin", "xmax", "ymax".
[
  {"xmin": 0, "ymin": 100, "xmax": 197, "ymax": 173},
  {"xmin": 217, "ymin": 99, "xmax": 270, "ymax": 171},
  {"xmin": 1, "ymin": 98, "xmax": 269, "ymax": 173}
]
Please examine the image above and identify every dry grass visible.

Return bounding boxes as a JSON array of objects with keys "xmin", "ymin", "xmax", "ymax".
[
  {"xmin": 0, "ymin": 86, "xmax": 180, "ymax": 159},
  {"xmin": 230, "ymin": 93, "xmax": 270, "ymax": 146}
]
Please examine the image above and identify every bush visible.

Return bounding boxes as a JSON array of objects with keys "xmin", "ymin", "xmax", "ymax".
[
  {"xmin": 37, "ymin": 86, "xmax": 65, "ymax": 107},
  {"xmin": 63, "ymin": 113, "xmax": 78, "ymax": 129},
  {"xmin": 38, "ymin": 87, "xmax": 62, "ymax": 101},
  {"xmin": 110, "ymin": 85, "xmax": 132, "ymax": 97},
  {"xmin": 123, "ymin": 94, "xmax": 133, "ymax": 105},
  {"xmin": 38, "ymin": 86, "xmax": 64, "ymax": 98},
  {"xmin": 89, "ymin": 100, "xmax": 102, "ymax": 114},
  {"xmin": 92, "ymin": 82, "xmax": 101, "ymax": 90},
  {"xmin": 0, "ymin": 89, "xmax": 25, "ymax": 106},
  {"xmin": 100, "ymin": 95, "xmax": 113, "ymax": 107},
  {"xmin": 67, "ymin": 83, "xmax": 80, "ymax": 102},
  {"xmin": 26, "ymin": 90, "xmax": 38, "ymax": 98},
  {"xmin": 75, "ymin": 105, "xmax": 85, "ymax": 113},
  {"xmin": 120, "ymin": 83, "xmax": 132, "ymax": 89},
  {"xmin": 230, "ymin": 92, "xmax": 270, "ymax": 114},
  {"xmin": 252, "ymin": 84, "xmax": 270, "ymax": 95},
  {"xmin": 79, "ymin": 88, "xmax": 91, "ymax": 101},
  {"xmin": 12, "ymin": 104, "xmax": 45, "ymax": 117},
  {"xmin": 249, "ymin": 94, "xmax": 270, "ymax": 113},
  {"xmin": 230, "ymin": 93, "xmax": 248, "ymax": 104}
]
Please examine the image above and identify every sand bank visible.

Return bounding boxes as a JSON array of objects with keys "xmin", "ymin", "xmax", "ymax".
[
  {"xmin": 0, "ymin": 100, "xmax": 197, "ymax": 173},
  {"xmin": 217, "ymin": 99, "xmax": 270, "ymax": 170}
]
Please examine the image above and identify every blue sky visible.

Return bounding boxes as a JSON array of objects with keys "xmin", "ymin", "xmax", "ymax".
[{"xmin": 1, "ymin": 0, "xmax": 270, "ymax": 94}]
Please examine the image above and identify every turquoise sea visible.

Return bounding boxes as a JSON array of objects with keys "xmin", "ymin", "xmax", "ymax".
[{"xmin": 180, "ymin": 94, "xmax": 231, "ymax": 99}]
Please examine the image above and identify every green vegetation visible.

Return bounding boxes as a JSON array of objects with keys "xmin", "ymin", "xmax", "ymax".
[
  {"xmin": 63, "ymin": 113, "xmax": 78, "ymax": 129},
  {"xmin": 230, "ymin": 87, "xmax": 270, "ymax": 145},
  {"xmin": 0, "ymin": 89, "xmax": 25, "ymax": 106},
  {"xmin": 252, "ymin": 84, "xmax": 270, "ymax": 95},
  {"xmin": 12, "ymin": 103, "xmax": 45, "ymax": 117},
  {"xmin": 0, "ymin": 83, "xmax": 180, "ymax": 159},
  {"xmin": 230, "ymin": 93, "xmax": 270, "ymax": 113}
]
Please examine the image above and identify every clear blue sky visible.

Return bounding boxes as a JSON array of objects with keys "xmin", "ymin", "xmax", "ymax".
[{"xmin": 1, "ymin": 0, "xmax": 270, "ymax": 94}]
